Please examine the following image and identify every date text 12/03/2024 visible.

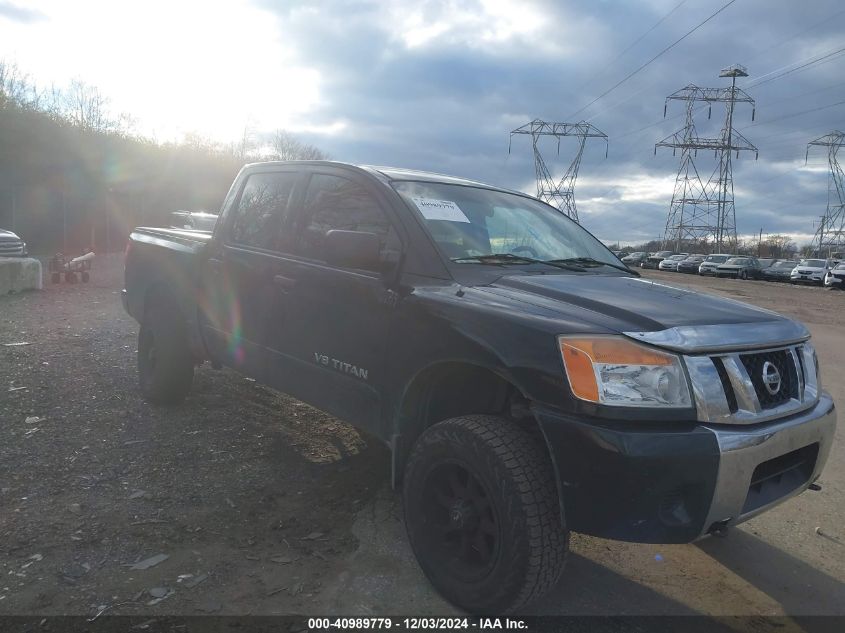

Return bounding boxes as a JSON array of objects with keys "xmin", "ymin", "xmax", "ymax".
[{"xmin": 307, "ymin": 618, "xmax": 528, "ymax": 630}]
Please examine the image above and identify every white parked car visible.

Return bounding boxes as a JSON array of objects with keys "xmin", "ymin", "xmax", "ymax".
[
  {"xmin": 0, "ymin": 228, "xmax": 28, "ymax": 257},
  {"xmin": 824, "ymin": 262, "xmax": 845, "ymax": 289},
  {"xmin": 658, "ymin": 254, "xmax": 688, "ymax": 271},
  {"xmin": 790, "ymin": 258, "xmax": 832, "ymax": 285},
  {"xmin": 698, "ymin": 254, "xmax": 734, "ymax": 275}
]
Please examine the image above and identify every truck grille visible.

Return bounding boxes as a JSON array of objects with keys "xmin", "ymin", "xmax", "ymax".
[
  {"xmin": 712, "ymin": 357, "xmax": 738, "ymax": 413},
  {"xmin": 684, "ymin": 343, "xmax": 819, "ymax": 425},
  {"xmin": 0, "ymin": 239, "xmax": 25, "ymax": 256},
  {"xmin": 739, "ymin": 349, "xmax": 799, "ymax": 409}
]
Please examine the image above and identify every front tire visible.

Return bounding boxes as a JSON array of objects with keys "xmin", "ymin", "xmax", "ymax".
[
  {"xmin": 403, "ymin": 415, "xmax": 568, "ymax": 614},
  {"xmin": 138, "ymin": 299, "xmax": 194, "ymax": 404}
]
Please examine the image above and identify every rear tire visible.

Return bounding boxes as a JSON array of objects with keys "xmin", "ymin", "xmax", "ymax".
[
  {"xmin": 403, "ymin": 415, "xmax": 568, "ymax": 614},
  {"xmin": 138, "ymin": 298, "xmax": 194, "ymax": 404}
]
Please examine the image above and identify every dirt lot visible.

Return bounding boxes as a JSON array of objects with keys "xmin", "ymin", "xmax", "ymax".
[{"xmin": 0, "ymin": 258, "xmax": 843, "ymax": 624}]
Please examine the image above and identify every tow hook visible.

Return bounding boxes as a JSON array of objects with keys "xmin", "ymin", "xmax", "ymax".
[
  {"xmin": 809, "ymin": 482, "xmax": 822, "ymax": 491},
  {"xmin": 709, "ymin": 520, "xmax": 731, "ymax": 538}
]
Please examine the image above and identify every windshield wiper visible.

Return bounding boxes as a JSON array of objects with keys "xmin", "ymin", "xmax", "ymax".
[
  {"xmin": 451, "ymin": 253, "xmax": 586, "ymax": 270},
  {"xmin": 547, "ymin": 256, "xmax": 639, "ymax": 275}
]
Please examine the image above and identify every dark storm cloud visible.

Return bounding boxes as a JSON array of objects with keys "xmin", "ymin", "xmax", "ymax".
[
  {"xmin": 256, "ymin": 0, "xmax": 845, "ymax": 245},
  {"xmin": 0, "ymin": 1, "xmax": 45, "ymax": 23}
]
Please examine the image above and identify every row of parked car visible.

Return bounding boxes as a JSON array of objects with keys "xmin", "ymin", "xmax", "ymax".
[{"xmin": 615, "ymin": 250, "xmax": 845, "ymax": 288}]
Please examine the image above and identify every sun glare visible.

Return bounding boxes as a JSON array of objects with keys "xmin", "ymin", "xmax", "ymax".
[{"xmin": 1, "ymin": 0, "xmax": 321, "ymax": 143}]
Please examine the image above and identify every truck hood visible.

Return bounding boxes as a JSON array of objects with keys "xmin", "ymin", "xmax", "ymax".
[
  {"xmin": 0, "ymin": 229, "xmax": 22, "ymax": 240},
  {"xmin": 481, "ymin": 273, "xmax": 786, "ymax": 334}
]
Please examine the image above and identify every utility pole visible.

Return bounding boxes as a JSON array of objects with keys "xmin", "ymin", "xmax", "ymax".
[
  {"xmin": 510, "ymin": 119, "xmax": 608, "ymax": 223},
  {"xmin": 62, "ymin": 190, "xmax": 67, "ymax": 253},
  {"xmin": 656, "ymin": 64, "xmax": 757, "ymax": 254},
  {"xmin": 807, "ymin": 131, "xmax": 845, "ymax": 256}
]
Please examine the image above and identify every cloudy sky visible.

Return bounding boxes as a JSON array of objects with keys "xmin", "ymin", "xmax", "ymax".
[{"xmin": 2, "ymin": 0, "xmax": 844, "ymax": 245}]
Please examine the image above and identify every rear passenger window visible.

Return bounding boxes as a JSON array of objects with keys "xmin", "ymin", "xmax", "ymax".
[
  {"xmin": 229, "ymin": 172, "xmax": 297, "ymax": 250},
  {"xmin": 296, "ymin": 174, "xmax": 398, "ymax": 262}
]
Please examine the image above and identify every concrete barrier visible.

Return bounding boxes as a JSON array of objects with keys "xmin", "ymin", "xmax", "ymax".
[{"xmin": 0, "ymin": 257, "xmax": 43, "ymax": 294}]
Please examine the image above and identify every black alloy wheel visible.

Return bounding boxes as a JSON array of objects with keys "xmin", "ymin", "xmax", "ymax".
[
  {"xmin": 420, "ymin": 461, "xmax": 500, "ymax": 582},
  {"xmin": 403, "ymin": 415, "xmax": 568, "ymax": 614}
]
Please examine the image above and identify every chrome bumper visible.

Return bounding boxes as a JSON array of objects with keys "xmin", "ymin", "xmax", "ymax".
[{"xmin": 697, "ymin": 392, "xmax": 836, "ymax": 538}]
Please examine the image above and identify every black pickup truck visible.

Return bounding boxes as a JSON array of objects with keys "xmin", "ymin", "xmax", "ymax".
[{"xmin": 123, "ymin": 161, "xmax": 836, "ymax": 613}]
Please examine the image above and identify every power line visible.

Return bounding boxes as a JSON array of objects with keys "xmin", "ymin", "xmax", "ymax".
[
  {"xmin": 744, "ymin": 99, "xmax": 845, "ymax": 128},
  {"xmin": 748, "ymin": 45, "xmax": 845, "ymax": 89},
  {"xmin": 744, "ymin": 8, "xmax": 845, "ymax": 67},
  {"xmin": 566, "ymin": 0, "xmax": 738, "ymax": 120},
  {"xmin": 578, "ymin": 0, "xmax": 689, "ymax": 95},
  {"xmin": 570, "ymin": 24, "xmax": 843, "ymax": 161}
]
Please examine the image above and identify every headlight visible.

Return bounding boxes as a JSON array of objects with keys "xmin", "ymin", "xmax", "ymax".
[{"xmin": 559, "ymin": 336, "xmax": 691, "ymax": 408}]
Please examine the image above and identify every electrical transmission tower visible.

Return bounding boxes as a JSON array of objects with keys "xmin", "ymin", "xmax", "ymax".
[
  {"xmin": 807, "ymin": 131, "xmax": 845, "ymax": 256},
  {"xmin": 655, "ymin": 65, "xmax": 757, "ymax": 252},
  {"xmin": 509, "ymin": 119, "xmax": 608, "ymax": 223}
]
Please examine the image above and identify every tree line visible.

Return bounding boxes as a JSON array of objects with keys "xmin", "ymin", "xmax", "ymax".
[
  {"xmin": 612, "ymin": 233, "xmax": 807, "ymax": 259},
  {"xmin": 0, "ymin": 60, "xmax": 327, "ymax": 255}
]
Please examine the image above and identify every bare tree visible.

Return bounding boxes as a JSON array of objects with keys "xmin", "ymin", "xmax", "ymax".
[
  {"xmin": 61, "ymin": 79, "xmax": 113, "ymax": 131},
  {"xmin": 269, "ymin": 130, "xmax": 329, "ymax": 161},
  {"xmin": 762, "ymin": 234, "xmax": 796, "ymax": 258},
  {"xmin": 0, "ymin": 60, "xmax": 39, "ymax": 109},
  {"xmin": 229, "ymin": 123, "xmax": 258, "ymax": 162}
]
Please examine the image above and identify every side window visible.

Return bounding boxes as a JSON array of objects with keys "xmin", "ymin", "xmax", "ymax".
[
  {"xmin": 229, "ymin": 172, "xmax": 298, "ymax": 251},
  {"xmin": 296, "ymin": 173, "xmax": 398, "ymax": 263}
]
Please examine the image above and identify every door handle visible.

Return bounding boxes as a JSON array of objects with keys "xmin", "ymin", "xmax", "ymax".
[{"xmin": 273, "ymin": 274, "xmax": 297, "ymax": 290}]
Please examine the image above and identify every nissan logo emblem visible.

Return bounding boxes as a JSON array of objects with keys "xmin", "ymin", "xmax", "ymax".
[{"xmin": 762, "ymin": 361, "xmax": 782, "ymax": 395}]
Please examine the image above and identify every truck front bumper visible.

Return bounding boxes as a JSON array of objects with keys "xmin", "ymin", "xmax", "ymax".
[{"xmin": 534, "ymin": 393, "xmax": 836, "ymax": 543}]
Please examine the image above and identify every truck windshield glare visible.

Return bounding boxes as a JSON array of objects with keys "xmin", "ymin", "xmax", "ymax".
[{"xmin": 391, "ymin": 181, "xmax": 620, "ymax": 268}]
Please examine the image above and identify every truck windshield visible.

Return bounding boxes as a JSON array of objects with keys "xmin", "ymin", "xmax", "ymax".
[{"xmin": 391, "ymin": 181, "xmax": 622, "ymax": 269}]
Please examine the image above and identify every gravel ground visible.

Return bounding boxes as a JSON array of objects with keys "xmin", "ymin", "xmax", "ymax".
[
  {"xmin": 0, "ymin": 257, "xmax": 843, "ymax": 624},
  {"xmin": 0, "ymin": 254, "xmax": 388, "ymax": 616}
]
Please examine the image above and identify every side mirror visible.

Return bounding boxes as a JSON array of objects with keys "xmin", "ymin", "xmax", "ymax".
[{"xmin": 325, "ymin": 230, "xmax": 382, "ymax": 271}]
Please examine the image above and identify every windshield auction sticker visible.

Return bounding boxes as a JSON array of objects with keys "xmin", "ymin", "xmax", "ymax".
[{"xmin": 411, "ymin": 197, "xmax": 471, "ymax": 223}]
